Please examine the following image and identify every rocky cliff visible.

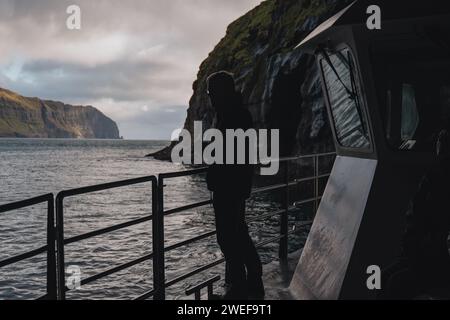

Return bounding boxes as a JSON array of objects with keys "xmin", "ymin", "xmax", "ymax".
[
  {"xmin": 0, "ymin": 87, "xmax": 120, "ymax": 139},
  {"xmin": 152, "ymin": 0, "xmax": 353, "ymax": 160}
]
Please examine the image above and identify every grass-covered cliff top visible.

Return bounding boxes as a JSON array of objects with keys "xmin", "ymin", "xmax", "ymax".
[
  {"xmin": 0, "ymin": 87, "xmax": 41, "ymax": 110},
  {"xmin": 196, "ymin": 0, "xmax": 331, "ymax": 82}
]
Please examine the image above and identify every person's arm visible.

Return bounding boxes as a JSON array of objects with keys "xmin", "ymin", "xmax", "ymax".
[
  {"xmin": 242, "ymin": 109, "xmax": 255, "ymax": 198},
  {"xmin": 206, "ymin": 115, "xmax": 222, "ymax": 192}
]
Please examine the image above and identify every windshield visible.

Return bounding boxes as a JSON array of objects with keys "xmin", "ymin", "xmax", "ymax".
[
  {"xmin": 320, "ymin": 48, "xmax": 371, "ymax": 149},
  {"xmin": 371, "ymin": 28, "xmax": 450, "ymax": 152}
]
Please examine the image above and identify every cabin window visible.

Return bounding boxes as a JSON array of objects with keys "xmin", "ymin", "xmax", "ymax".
[
  {"xmin": 401, "ymin": 84, "xmax": 420, "ymax": 142},
  {"xmin": 320, "ymin": 49, "xmax": 370, "ymax": 149},
  {"xmin": 371, "ymin": 28, "xmax": 450, "ymax": 152}
]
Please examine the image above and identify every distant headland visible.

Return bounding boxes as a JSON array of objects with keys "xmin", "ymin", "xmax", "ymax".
[{"xmin": 0, "ymin": 87, "xmax": 120, "ymax": 139}]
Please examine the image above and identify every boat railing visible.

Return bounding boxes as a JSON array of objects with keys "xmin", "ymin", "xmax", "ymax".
[
  {"xmin": 0, "ymin": 194, "xmax": 57, "ymax": 300},
  {"xmin": 0, "ymin": 152, "xmax": 336, "ymax": 300}
]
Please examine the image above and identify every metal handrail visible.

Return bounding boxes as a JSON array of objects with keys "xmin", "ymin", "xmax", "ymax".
[
  {"xmin": 0, "ymin": 193, "xmax": 56, "ymax": 300},
  {"xmin": 150, "ymin": 152, "xmax": 335, "ymax": 300},
  {"xmin": 164, "ymin": 200, "xmax": 212, "ymax": 216},
  {"xmin": 80, "ymin": 252, "xmax": 154, "ymax": 287},
  {"xmin": 64, "ymin": 215, "xmax": 153, "ymax": 245},
  {"xmin": 0, "ymin": 152, "xmax": 335, "ymax": 300},
  {"xmin": 55, "ymin": 175, "xmax": 158, "ymax": 300},
  {"xmin": 185, "ymin": 275, "xmax": 221, "ymax": 300}
]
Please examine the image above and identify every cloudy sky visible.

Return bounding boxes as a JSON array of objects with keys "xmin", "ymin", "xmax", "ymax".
[{"xmin": 0, "ymin": 0, "xmax": 262, "ymax": 139}]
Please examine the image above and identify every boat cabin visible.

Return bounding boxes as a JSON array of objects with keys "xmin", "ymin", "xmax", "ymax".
[{"xmin": 290, "ymin": 0, "xmax": 450, "ymax": 299}]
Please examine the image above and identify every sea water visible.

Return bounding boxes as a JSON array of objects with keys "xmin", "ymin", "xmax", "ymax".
[{"xmin": 0, "ymin": 139, "xmax": 307, "ymax": 300}]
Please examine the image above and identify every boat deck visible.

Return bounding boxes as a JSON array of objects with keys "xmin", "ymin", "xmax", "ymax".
[
  {"xmin": 203, "ymin": 250, "xmax": 301, "ymax": 300},
  {"xmin": 262, "ymin": 250, "xmax": 301, "ymax": 300}
]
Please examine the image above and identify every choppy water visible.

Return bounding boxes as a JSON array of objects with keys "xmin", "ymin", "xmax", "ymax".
[{"xmin": 0, "ymin": 139, "xmax": 310, "ymax": 300}]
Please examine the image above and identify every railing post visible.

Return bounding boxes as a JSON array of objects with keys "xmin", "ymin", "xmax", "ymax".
[
  {"xmin": 314, "ymin": 155, "xmax": 319, "ymax": 217},
  {"xmin": 279, "ymin": 161, "xmax": 289, "ymax": 261},
  {"xmin": 153, "ymin": 177, "xmax": 166, "ymax": 300},
  {"xmin": 46, "ymin": 195, "xmax": 57, "ymax": 300},
  {"xmin": 55, "ymin": 194, "xmax": 66, "ymax": 300}
]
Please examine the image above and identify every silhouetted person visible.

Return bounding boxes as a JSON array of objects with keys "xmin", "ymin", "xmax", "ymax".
[
  {"xmin": 383, "ymin": 129, "xmax": 450, "ymax": 299},
  {"xmin": 206, "ymin": 71, "xmax": 264, "ymax": 300}
]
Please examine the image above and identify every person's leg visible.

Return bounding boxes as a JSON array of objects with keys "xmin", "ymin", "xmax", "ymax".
[
  {"xmin": 224, "ymin": 262, "xmax": 231, "ymax": 286},
  {"xmin": 213, "ymin": 193, "xmax": 246, "ymax": 296},
  {"xmin": 236, "ymin": 199, "xmax": 264, "ymax": 298}
]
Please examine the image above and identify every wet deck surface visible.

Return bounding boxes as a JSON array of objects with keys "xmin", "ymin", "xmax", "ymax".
[
  {"xmin": 191, "ymin": 250, "xmax": 302, "ymax": 301},
  {"xmin": 262, "ymin": 250, "xmax": 301, "ymax": 300}
]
